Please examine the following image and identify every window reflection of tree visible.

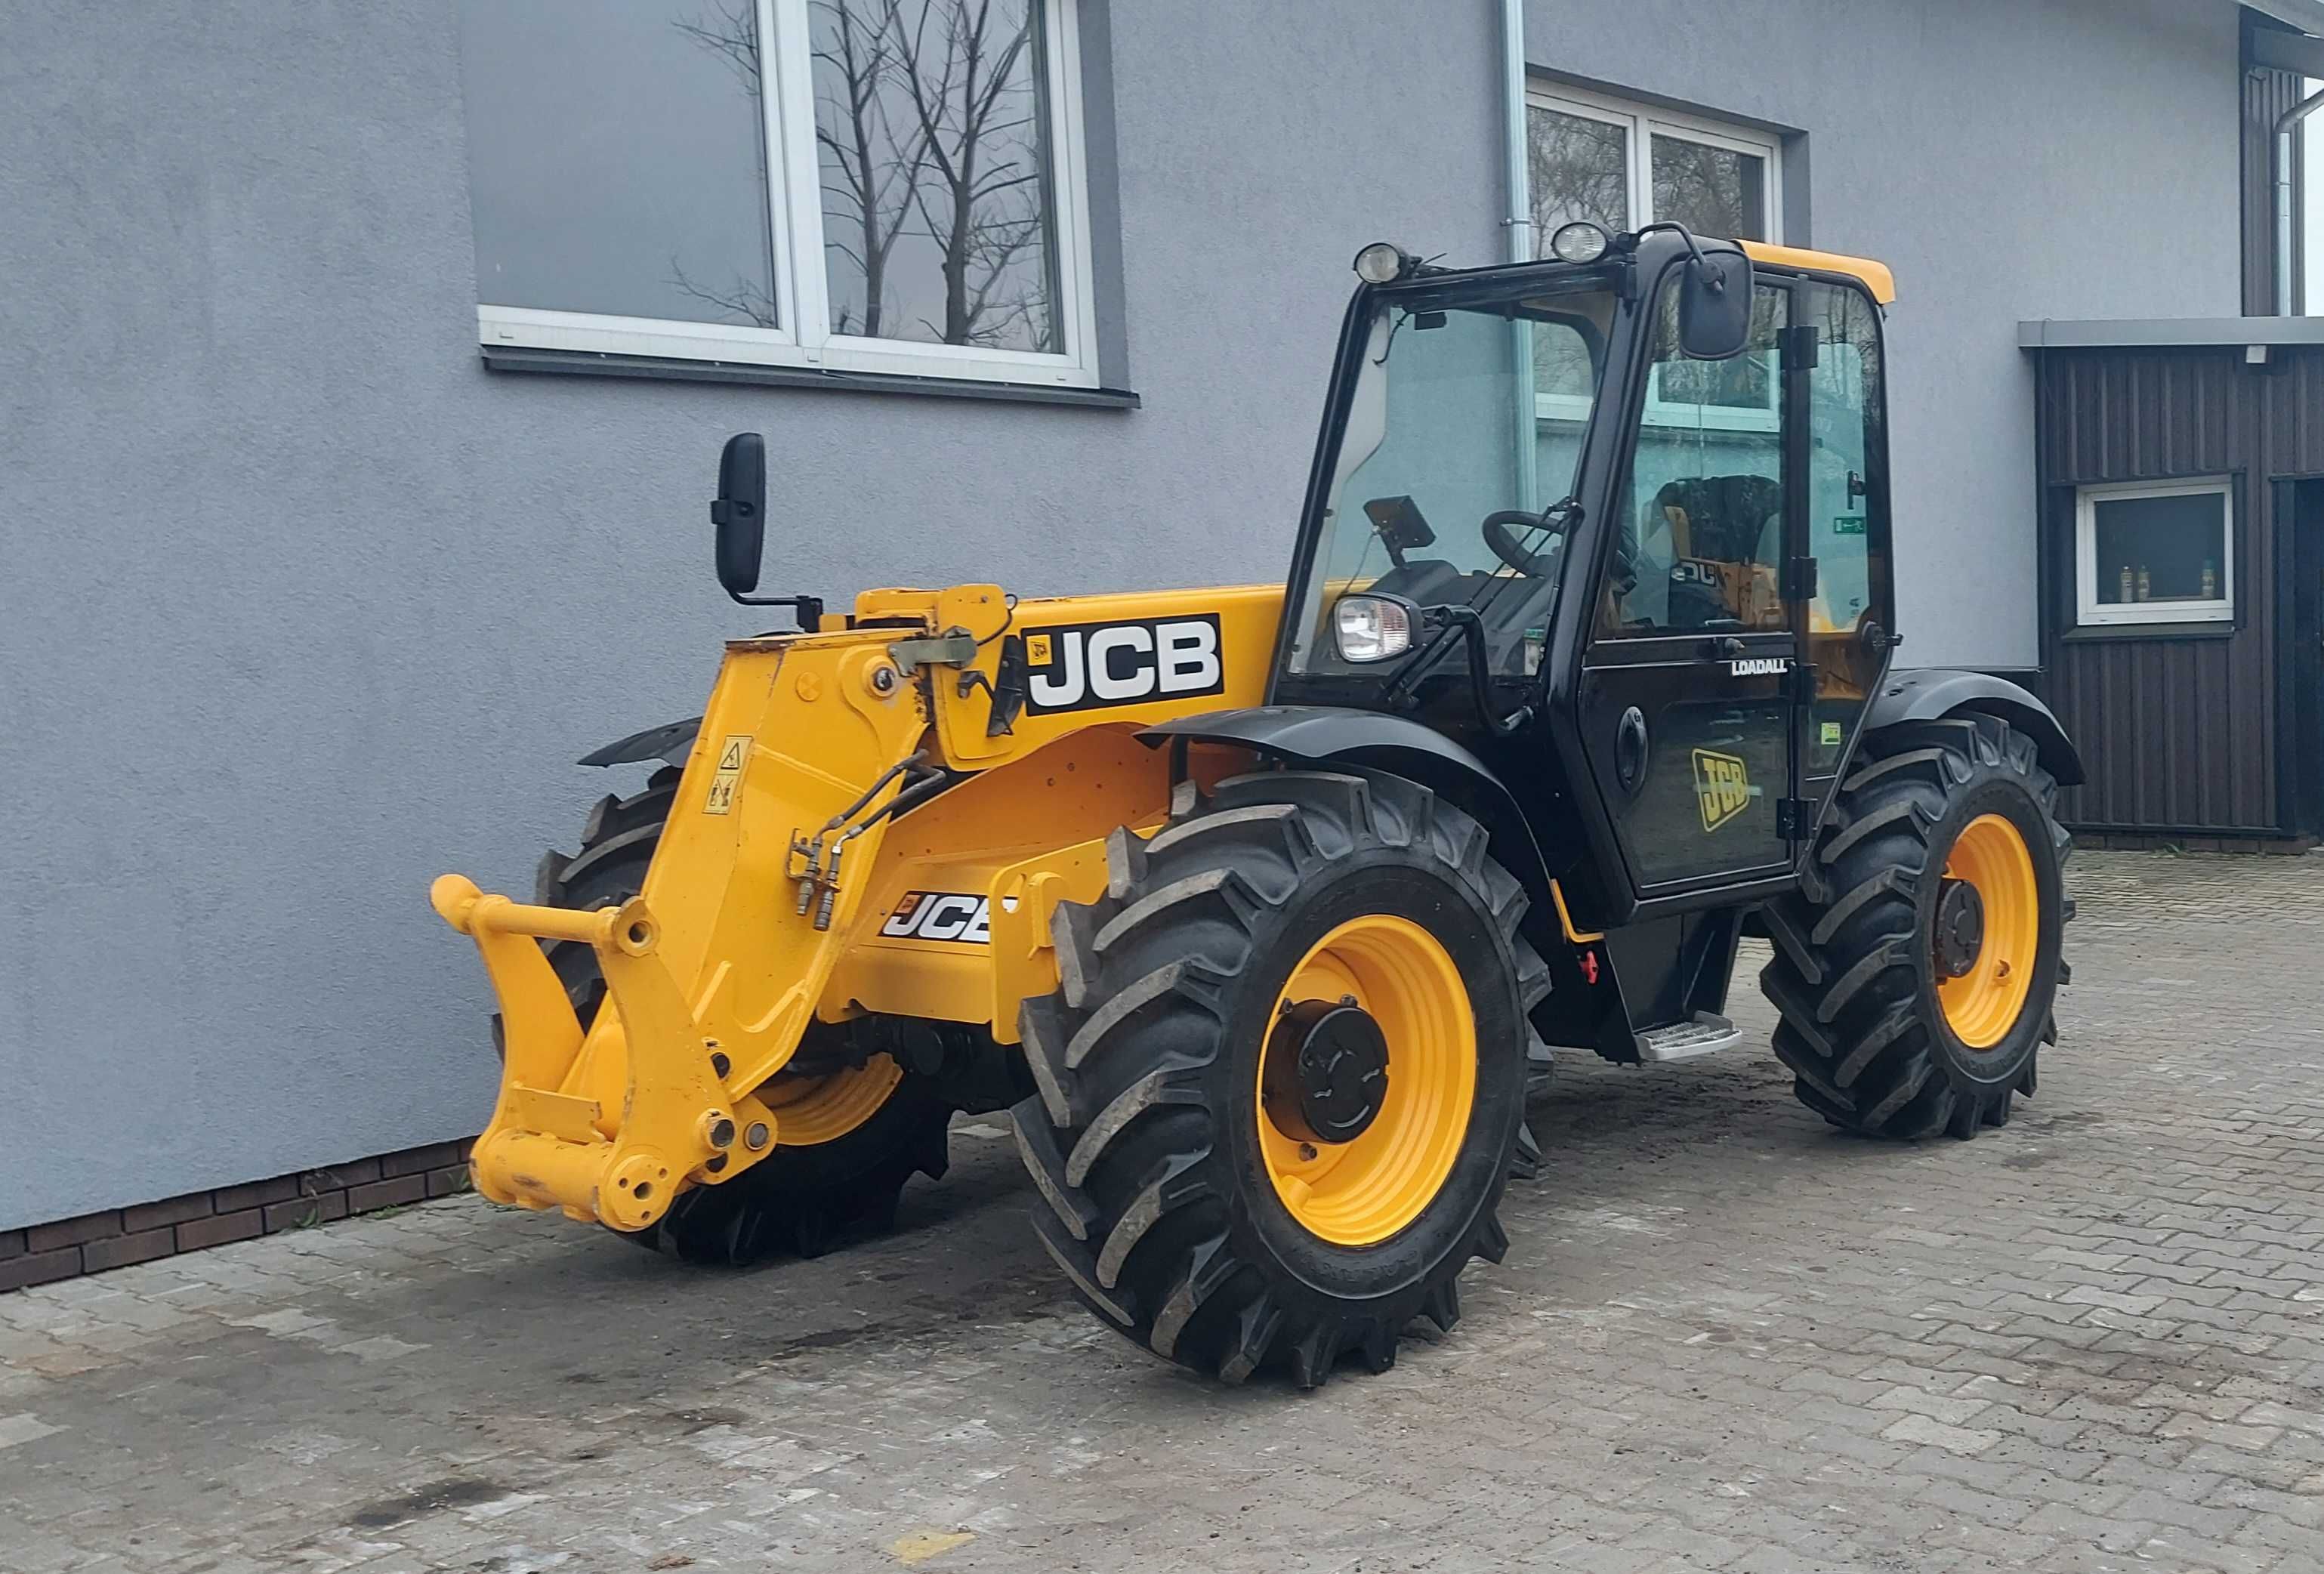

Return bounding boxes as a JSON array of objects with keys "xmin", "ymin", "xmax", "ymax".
[
  {"xmin": 1528, "ymin": 106, "xmax": 1629, "ymax": 234},
  {"xmin": 667, "ymin": 0, "xmax": 1062, "ymax": 352},
  {"xmin": 668, "ymin": 1, "xmax": 782, "ymax": 328},
  {"xmin": 1650, "ymin": 136, "xmax": 1764, "ymax": 241}
]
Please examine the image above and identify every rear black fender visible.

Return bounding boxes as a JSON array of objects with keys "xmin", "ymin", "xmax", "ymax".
[
  {"xmin": 1863, "ymin": 671, "xmax": 2084, "ymax": 788},
  {"xmin": 577, "ymin": 717, "xmax": 702, "ymax": 770},
  {"xmin": 1140, "ymin": 707, "xmax": 1555, "ymax": 909}
]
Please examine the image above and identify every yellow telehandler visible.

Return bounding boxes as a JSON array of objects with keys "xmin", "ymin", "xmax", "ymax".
[{"xmin": 433, "ymin": 224, "xmax": 2078, "ymax": 1386}]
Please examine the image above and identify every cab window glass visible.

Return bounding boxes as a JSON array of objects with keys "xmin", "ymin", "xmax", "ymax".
[
  {"xmin": 1799, "ymin": 279, "xmax": 1890, "ymax": 773},
  {"xmin": 1600, "ymin": 280, "xmax": 1789, "ymax": 637},
  {"xmin": 1288, "ymin": 282, "xmax": 1619, "ymax": 680}
]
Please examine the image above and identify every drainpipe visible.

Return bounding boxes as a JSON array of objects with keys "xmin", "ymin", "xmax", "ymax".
[
  {"xmin": 1501, "ymin": 0, "xmax": 1531, "ymax": 264},
  {"xmin": 1502, "ymin": 0, "xmax": 1538, "ymax": 502},
  {"xmin": 2275, "ymin": 82, "xmax": 2324, "ymax": 315}
]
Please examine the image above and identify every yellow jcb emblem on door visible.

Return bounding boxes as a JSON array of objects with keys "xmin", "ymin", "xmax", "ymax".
[
  {"xmin": 1693, "ymin": 749, "xmax": 1751, "ymax": 832},
  {"xmin": 702, "ymin": 734, "xmax": 752, "ymax": 816}
]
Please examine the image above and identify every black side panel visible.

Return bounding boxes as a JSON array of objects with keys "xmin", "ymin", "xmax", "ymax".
[
  {"xmin": 1143, "ymin": 707, "xmax": 1555, "ymax": 898},
  {"xmin": 1864, "ymin": 671, "xmax": 2084, "ymax": 787},
  {"xmin": 2292, "ymin": 483, "xmax": 2324, "ymax": 836},
  {"xmin": 577, "ymin": 717, "xmax": 702, "ymax": 770},
  {"xmin": 1601, "ymin": 906, "xmax": 1745, "ymax": 1032}
]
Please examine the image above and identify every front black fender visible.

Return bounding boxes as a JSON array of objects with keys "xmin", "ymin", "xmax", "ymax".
[
  {"xmin": 576, "ymin": 717, "xmax": 702, "ymax": 770},
  {"xmin": 1866, "ymin": 671, "xmax": 2084, "ymax": 787},
  {"xmin": 1140, "ymin": 706, "xmax": 1555, "ymax": 901}
]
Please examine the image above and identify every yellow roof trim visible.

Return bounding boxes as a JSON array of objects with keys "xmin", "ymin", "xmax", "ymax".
[{"xmin": 1739, "ymin": 240, "xmax": 1897, "ymax": 306}]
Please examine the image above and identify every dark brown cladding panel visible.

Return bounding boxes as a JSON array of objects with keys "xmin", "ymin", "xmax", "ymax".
[{"xmin": 2036, "ymin": 348, "xmax": 2279, "ymax": 834}]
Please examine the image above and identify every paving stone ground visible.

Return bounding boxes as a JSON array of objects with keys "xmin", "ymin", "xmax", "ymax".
[{"xmin": 5, "ymin": 850, "xmax": 2324, "ymax": 1574}]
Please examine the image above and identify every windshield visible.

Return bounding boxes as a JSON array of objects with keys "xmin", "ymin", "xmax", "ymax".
[{"xmin": 1287, "ymin": 278, "xmax": 1618, "ymax": 680}]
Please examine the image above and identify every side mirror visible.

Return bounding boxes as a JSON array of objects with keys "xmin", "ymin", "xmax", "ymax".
[
  {"xmin": 1676, "ymin": 248, "xmax": 1754, "ymax": 361},
  {"xmin": 711, "ymin": 432, "xmax": 767, "ymax": 597}
]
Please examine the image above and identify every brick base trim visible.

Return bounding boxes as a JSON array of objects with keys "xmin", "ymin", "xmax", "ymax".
[{"xmin": 0, "ymin": 1138, "xmax": 477, "ymax": 1293}]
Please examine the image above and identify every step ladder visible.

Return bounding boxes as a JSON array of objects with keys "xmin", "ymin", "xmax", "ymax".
[{"xmin": 1634, "ymin": 1011, "xmax": 1743, "ymax": 1063}]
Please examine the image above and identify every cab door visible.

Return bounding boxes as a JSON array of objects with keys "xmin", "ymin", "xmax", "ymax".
[{"xmin": 1576, "ymin": 274, "xmax": 1804, "ymax": 901}]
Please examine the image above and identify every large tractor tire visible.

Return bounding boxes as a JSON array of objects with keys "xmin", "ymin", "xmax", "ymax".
[
  {"xmin": 1759, "ymin": 714, "xmax": 2072, "ymax": 1140},
  {"xmin": 535, "ymin": 769, "xmax": 952, "ymax": 1265},
  {"xmin": 1011, "ymin": 768, "xmax": 1545, "ymax": 1387}
]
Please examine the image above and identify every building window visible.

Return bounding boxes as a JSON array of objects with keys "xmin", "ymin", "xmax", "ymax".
[
  {"xmin": 2074, "ymin": 478, "xmax": 2236, "ymax": 626},
  {"xmin": 1526, "ymin": 83, "xmax": 1780, "ymax": 248},
  {"xmin": 459, "ymin": 0, "xmax": 1100, "ymax": 388},
  {"xmin": 1526, "ymin": 85, "xmax": 1782, "ymax": 446}
]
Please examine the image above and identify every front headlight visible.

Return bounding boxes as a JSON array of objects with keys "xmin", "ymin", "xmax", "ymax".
[{"xmin": 1333, "ymin": 594, "xmax": 1415, "ymax": 663}]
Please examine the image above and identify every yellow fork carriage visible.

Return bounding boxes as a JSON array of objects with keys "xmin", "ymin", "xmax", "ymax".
[{"xmin": 435, "ymin": 583, "xmax": 1283, "ymax": 1233}]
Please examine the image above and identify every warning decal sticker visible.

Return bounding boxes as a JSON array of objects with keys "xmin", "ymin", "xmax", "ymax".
[{"xmin": 703, "ymin": 734, "xmax": 752, "ymax": 816}]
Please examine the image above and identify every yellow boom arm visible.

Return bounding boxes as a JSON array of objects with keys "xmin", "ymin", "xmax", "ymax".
[{"xmin": 431, "ymin": 582, "xmax": 1281, "ymax": 1231}]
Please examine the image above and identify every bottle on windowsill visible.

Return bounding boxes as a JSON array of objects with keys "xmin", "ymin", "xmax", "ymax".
[
  {"xmin": 2202, "ymin": 559, "xmax": 2218, "ymax": 599},
  {"xmin": 2136, "ymin": 566, "xmax": 2151, "ymax": 602},
  {"xmin": 2119, "ymin": 564, "xmax": 2134, "ymax": 603}
]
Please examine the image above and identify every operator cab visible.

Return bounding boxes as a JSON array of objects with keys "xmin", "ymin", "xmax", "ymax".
[{"xmin": 1271, "ymin": 225, "xmax": 1900, "ymax": 932}]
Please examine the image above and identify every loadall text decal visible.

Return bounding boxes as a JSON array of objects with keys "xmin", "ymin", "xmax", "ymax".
[
  {"xmin": 1021, "ymin": 614, "xmax": 1225, "ymax": 714},
  {"xmin": 880, "ymin": 891, "xmax": 992, "ymax": 944},
  {"xmin": 1693, "ymin": 749, "xmax": 1752, "ymax": 832}
]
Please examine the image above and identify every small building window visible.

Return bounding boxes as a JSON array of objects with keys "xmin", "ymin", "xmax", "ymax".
[
  {"xmin": 458, "ymin": 0, "xmax": 1100, "ymax": 389},
  {"xmin": 2074, "ymin": 478, "xmax": 2235, "ymax": 627},
  {"xmin": 1526, "ymin": 83, "xmax": 1779, "ymax": 248},
  {"xmin": 1527, "ymin": 84, "xmax": 1781, "ymax": 436}
]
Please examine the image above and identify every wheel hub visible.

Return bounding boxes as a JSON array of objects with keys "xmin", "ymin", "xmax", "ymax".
[
  {"xmin": 1933, "ymin": 877, "xmax": 1985, "ymax": 978},
  {"xmin": 1263, "ymin": 999, "xmax": 1390, "ymax": 1147}
]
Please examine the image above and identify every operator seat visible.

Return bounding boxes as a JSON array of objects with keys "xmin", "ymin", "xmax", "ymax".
[{"xmin": 1631, "ymin": 474, "xmax": 1782, "ymax": 631}]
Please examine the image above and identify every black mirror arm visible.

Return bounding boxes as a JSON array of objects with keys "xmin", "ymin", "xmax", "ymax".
[
  {"xmin": 1378, "ymin": 607, "xmax": 1531, "ymax": 736},
  {"xmin": 1375, "ymin": 622, "xmax": 1461, "ymax": 711},
  {"xmin": 725, "ymin": 590, "xmax": 826, "ymax": 632},
  {"xmin": 1436, "ymin": 606, "xmax": 1533, "ymax": 736}
]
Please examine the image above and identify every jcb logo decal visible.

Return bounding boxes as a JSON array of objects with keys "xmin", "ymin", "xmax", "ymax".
[
  {"xmin": 880, "ymin": 891, "xmax": 991, "ymax": 945},
  {"xmin": 1023, "ymin": 615, "xmax": 1224, "ymax": 714},
  {"xmin": 1693, "ymin": 749, "xmax": 1753, "ymax": 832}
]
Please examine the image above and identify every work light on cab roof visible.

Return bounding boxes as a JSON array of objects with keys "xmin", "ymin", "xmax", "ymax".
[
  {"xmin": 1548, "ymin": 220, "xmax": 1614, "ymax": 264},
  {"xmin": 1351, "ymin": 240, "xmax": 1420, "ymax": 283}
]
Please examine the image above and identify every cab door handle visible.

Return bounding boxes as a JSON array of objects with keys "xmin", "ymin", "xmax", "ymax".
[{"xmin": 1614, "ymin": 706, "xmax": 1650, "ymax": 793}]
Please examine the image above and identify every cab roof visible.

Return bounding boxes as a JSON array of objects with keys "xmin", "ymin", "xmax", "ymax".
[{"xmin": 1739, "ymin": 240, "xmax": 1897, "ymax": 306}]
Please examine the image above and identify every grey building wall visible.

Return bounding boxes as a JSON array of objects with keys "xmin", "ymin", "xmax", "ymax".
[
  {"xmin": 1527, "ymin": 0, "xmax": 2245, "ymax": 671},
  {"xmin": 0, "ymin": 0, "xmax": 2255, "ymax": 1230},
  {"xmin": 0, "ymin": 0, "xmax": 1500, "ymax": 1230}
]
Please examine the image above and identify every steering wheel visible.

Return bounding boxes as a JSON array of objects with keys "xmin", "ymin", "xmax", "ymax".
[{"xmin": 1481, "ymin": 508, "xmax": 1571, "ymax": 578}]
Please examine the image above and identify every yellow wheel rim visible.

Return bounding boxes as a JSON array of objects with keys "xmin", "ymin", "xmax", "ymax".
[
  {"xmin": 1258, "ymin": 915, "xmax": 1477, "ymax": 1246},
  {"xmin": 1936, "ymin": 814, "xmax": 2040, "ymax": 1049},
  {"xmin": 759, "ymin": 1053, "xmax": 903, "ymax": 1147}
]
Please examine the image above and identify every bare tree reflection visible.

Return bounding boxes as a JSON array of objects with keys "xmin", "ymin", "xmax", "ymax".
[
  {"xmin": 667, "ymin": 0, "xmax": 1057, "ymax": 350},
  {"xmin": 671, "ymin": 1, "xmax": 781, "ymax": 327},
  {"xmin": 1528, "ymin": 106, "xmax": 1628, "ymax": 238}
]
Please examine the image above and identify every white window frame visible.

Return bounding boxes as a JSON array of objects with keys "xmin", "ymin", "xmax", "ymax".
[
  {"xmin": 474, "ymin": 0, "xmax": 1101, "ymax": 390},
  {"xmin": 1526, "ymin": 83, "xmax": 1782, "ymax": 433},
  {"xmin": 2074, "ymin": 477, "xmax": 2236, "ymax": 627}
]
